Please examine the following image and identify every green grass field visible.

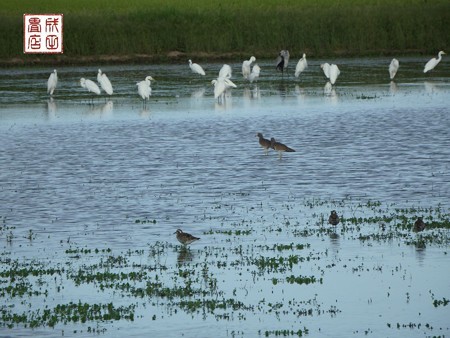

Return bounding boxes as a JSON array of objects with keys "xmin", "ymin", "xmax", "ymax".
[{"xmin": 1, "ymin": 0, "xmax": 449, "ymax": 64}]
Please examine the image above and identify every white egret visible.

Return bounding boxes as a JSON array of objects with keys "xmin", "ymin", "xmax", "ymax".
[
  {"xmin": 294, "ymin": 53, "xmax": 308, "ymax": 78},
  {"xmin": 218, "ymin": 64, "xmax": 232, "ymax": 79},
  {"xmin": 211, "ymin": 77, "xmax": 236, "ymax": 103},
  {"xmin": 189, "ymin": 60, "xmax": 206, "ymax": 76},
  {"xmin": 389, "ymin": 58, "xmax": 399, "ymax": 80},
  {"xmin": 423, "ymin": 51, "xmax": 445, "ymax": 73},
  {"xmin": 242, "ymin": 56, "xmax": 256, "ymax": 79},
  {"xmin": 276, "ymin": 50, "xmax": 290, "ymax": 74},
  {"xmin": 249, "ymin": 64, "xmax": 261, "ymax": 83},
  {"xmin": 47, "ymin": 69, "xmax": 58, "ymax": 96},
  {"xmin": 321, "ymin": 63, "xmax": 331, "ymax": 79},
  {"xmin": 137, "ymin": 76, "xmax": 154, "ymax": 101},
  {"xmin": 97, "ymin": 69, "xmax": 113, "ymax": 95},
  {"xmin": 80, "ymin": 78, "xmax": 101, "ymax": 95},
  {"xmin": 329, "ymin": 64, "xmax": 340, "ymax": 85}
]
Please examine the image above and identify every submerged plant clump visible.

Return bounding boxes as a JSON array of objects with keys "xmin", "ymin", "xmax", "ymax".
[{"xmin": 0, "ymin": 198, "xmax": 449, "ymax": 335}]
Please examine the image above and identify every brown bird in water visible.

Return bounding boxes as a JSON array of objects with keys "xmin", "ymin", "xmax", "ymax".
[
  {"xmin": 270, "ymin": 138, "xmax": 295, "ymax": 159},
  {"xmin": 256, "ymin": 133, "xmax": 272, "ymax": 155},
  {"xmin": 174, "ymin": 229, "xmax": 200, "ymax": 245},
  {"xmin": 328, "ymin": 210, "xmax": 340, "ymax": 226},
  {"xmin": 412, "ymin": 217, "xmax": 426, "ymax": 232}
]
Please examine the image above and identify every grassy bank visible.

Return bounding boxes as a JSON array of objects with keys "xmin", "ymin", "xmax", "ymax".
[{"xmin": 1, "ymin": 0, "xmax": 449, "ymax": 65}]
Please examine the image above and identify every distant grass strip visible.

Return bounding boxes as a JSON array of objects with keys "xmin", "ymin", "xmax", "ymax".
[{"xmin": 0, "ymin": 0, "xmax": 449, "ymax": 64}]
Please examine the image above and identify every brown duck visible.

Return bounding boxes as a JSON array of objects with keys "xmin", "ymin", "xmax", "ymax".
[
  {"xmin": 328, "ymin": 210, "xmax": 340, "ymax": 226},
  {"xmin": 412, "ymin": 217, "xmax": 426, "ymax": 232}
]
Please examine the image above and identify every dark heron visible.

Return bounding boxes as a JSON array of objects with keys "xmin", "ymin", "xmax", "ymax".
[{"xmin": 276, "ymin": 50, "xmax": 290, "ymax": 75}]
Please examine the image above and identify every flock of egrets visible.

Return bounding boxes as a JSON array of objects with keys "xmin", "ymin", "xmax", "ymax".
[{"xmin": 46, "ymin": 50, "xmax": 446, "ymax": 103}]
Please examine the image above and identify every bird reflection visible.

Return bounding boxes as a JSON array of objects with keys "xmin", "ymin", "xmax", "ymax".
[
  {"xmin": 83, "ymin": 100, "xmax": 113, "ymax": 117},
  {"xmin": 424, "ymin": 81, "xmax": 437, "ymax": 94},
  {"xmin": 415, "ymin": 246, "xmax": 426, "ymax": 266},
  {"xmin": 177, "ymin": 246, "xmax": 195, "ymax": 263},
  {"xmin": 295, "ymin": 85, "xmax": 305, "ymax": 102},
  {"xmin": 329, "ymin": 231, "xmax": 340, "ymax": 256},
  {"xmin": 243, "ymin": 86, "xmax": 260, "ymax": 101},
  {"xmin": 251, "ymin": 85, "xmax": 260, "ymax": 99},
  {"xmin": 278, "ymin": 82, "xmax": 289, "ymax": 98},
  {"xmin": 389, "ymin": 81, "xmax": 398, "ymax": 94},
  {"xmin": 191, "ymin": 87, "xmax": 206, "ymax": 99},
  {"xmin": 46, "ymin": 98, "xmax": 57, "ymax": 119},
  {"xmin": 139, "ymin": 107, "xmax": 151, "ymax": 118},
  {"xmin": 324, "ymin": 82, "xmax": 337, "ymax": 101},
  {"xmin": 243, "ymin": 87, "xmax": 251, "ymax": 101},
  {"xmin": 214, "ymin": 92, "xmax": 233, "ymax": 110}
]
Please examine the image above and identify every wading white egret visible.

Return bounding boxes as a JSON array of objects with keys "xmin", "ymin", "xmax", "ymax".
[
  {"xmin": 423, "ymin": 51, "xmax": 446, "ymax": 73},
  {"xmin": 249, "ymin": 64, "xmax": 261, "ymax": 83},
  {"xmin": 218, "ymin": 64, "xmax": 232, "ymax": 79},
  {"xmin": 321, "ymin": 63, "xmax": 331, "ymax": 79},
  {"xmin": 80, "ymin": 78, "xmax": 101, "ymax": 95},
  {"xmin": 47, "ymin": 69, "xmax": 58, "ymax": 96},
  {"xmin": 294, "ymin": 53, "xmax": 308, "ymax": 78},
  {"xmin": 97, "ymin": 69, "xmax": 113, "ymax": 95},
  {"xmin": 211, "ymin": 77, "xmax": 236, "ymax": 103},
  {"xmin": 137, "ymin": 76, "xmax": 154, "ymax": 101},
  {"xmin": 189, "ymin": 60, "xmax": 206, "ymax": 76},
  {"xmin": 276, "ymin": 50, "xmax": 290, "ymax": 74},
  {"xmin": 389, "ymin": 58, "xmax": 399, "ymax": 80},
  {"xmin": 329, "ymin": 64, "xmax": 340, "ymax": 85},
  {"xmin": 242, "ymin": 56, "xmax": 256, "ymax": 79}
]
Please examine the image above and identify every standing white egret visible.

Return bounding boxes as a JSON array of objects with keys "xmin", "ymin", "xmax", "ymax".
[
  {"xmin": 47, "ymin": 69, "xmax": 58, "ymax": 96},
  {"xmin": 423, "ymin": 51, "xmax": 446, "ymax": 73},
  {"xmin": 321, "ymin": 63, "xmax": 331, "ymax": 79},
  {"xmin": 97, "ymin": 69, "xmax": 113, "ymax": 95},
  {"xmin": 211, "ymin": 77, "xmax": 236, "ymax": 103},
  {"xmin": 294, "ymin": 53, "xmax": 308, "ymax": 78},
  {"xmin": 242, "ymin": 56, "xmax": 256, "ymax": 79},
  {"xmin": 80, "ymin": 78, "xmax": 101, "ymax": 95},
  {"xmin": 189, "ymin": 60, "xmax": 206, "ymax": 76},
  {"xmin": 218, "ymin": 64, "xmax": 232, "ymax": 79},
  {"xmin": 276, "ymin": 50, "xmax": 290, "ymax": 74},
  {"xmin": 249, "ymin": 64, "xmax": 261, "ymax": 83},
  {"xmin": 212, "ymin": 64, "xmax": 236, "ymax": 103},
  {"xmin": 137, "ymin": 76, "xmax": 154, "ymax": 101},
  {"xmin": 389, "ymin": 58, "xmax": 399, "ymax": 80},
  {"xmin": 329, "ymin": 64, "xmax": 340, "ymax": 85}
]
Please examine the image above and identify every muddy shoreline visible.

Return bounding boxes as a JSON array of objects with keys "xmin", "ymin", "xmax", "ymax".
[{"xmin": 0, "ymin": 49, "xmax": 426, "ymax": 67}]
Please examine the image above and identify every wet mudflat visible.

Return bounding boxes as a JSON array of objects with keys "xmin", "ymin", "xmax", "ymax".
[{"xmin": 0, "ymin": 58, "xmax": 449, "ymax": 337}]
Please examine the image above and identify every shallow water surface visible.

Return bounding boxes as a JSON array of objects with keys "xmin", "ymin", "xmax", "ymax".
[{"xmin": 0, "ymin": 58, "xmax": 449, "ymax": 337}]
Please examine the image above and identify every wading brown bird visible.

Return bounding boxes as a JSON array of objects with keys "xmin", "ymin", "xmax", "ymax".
[
  {"xmin": 328, "ymin": 210, "xmax": 340, "ymax": 226},
  {"xmin": 270, "ymin": 137, "xmax": 295, "ymax": 159},
  {"xmin": 412, "ymin": 217, "xmax": 426, "ymax": 232},
  {"xmin": 257, "ymin": 133, "xmax": 272, "ymax": 155},
  {"xmin": 174, "ymin": 229, "xmax": 200, "ymax": 245}
]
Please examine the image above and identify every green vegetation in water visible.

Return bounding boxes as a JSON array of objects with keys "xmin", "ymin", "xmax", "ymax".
[
  {"xmin": 0, "ymin": 0, "xmax": 449, "ymax": 63},
  {"xmin": 0, "ymin": 301, "xmax": 135, "ymax": 328},
  {"xmin": 0, "ymin": 198, "xmax": 448, "ymax": 335},
  {"xmin": 261, "ymin": 328, "xmax": 309, "ymax": 337}
]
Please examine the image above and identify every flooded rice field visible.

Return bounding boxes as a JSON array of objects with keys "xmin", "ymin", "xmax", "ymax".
[{"xmin": 0, "ymin": 57, "xmax": 449, "ymax": 337}]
